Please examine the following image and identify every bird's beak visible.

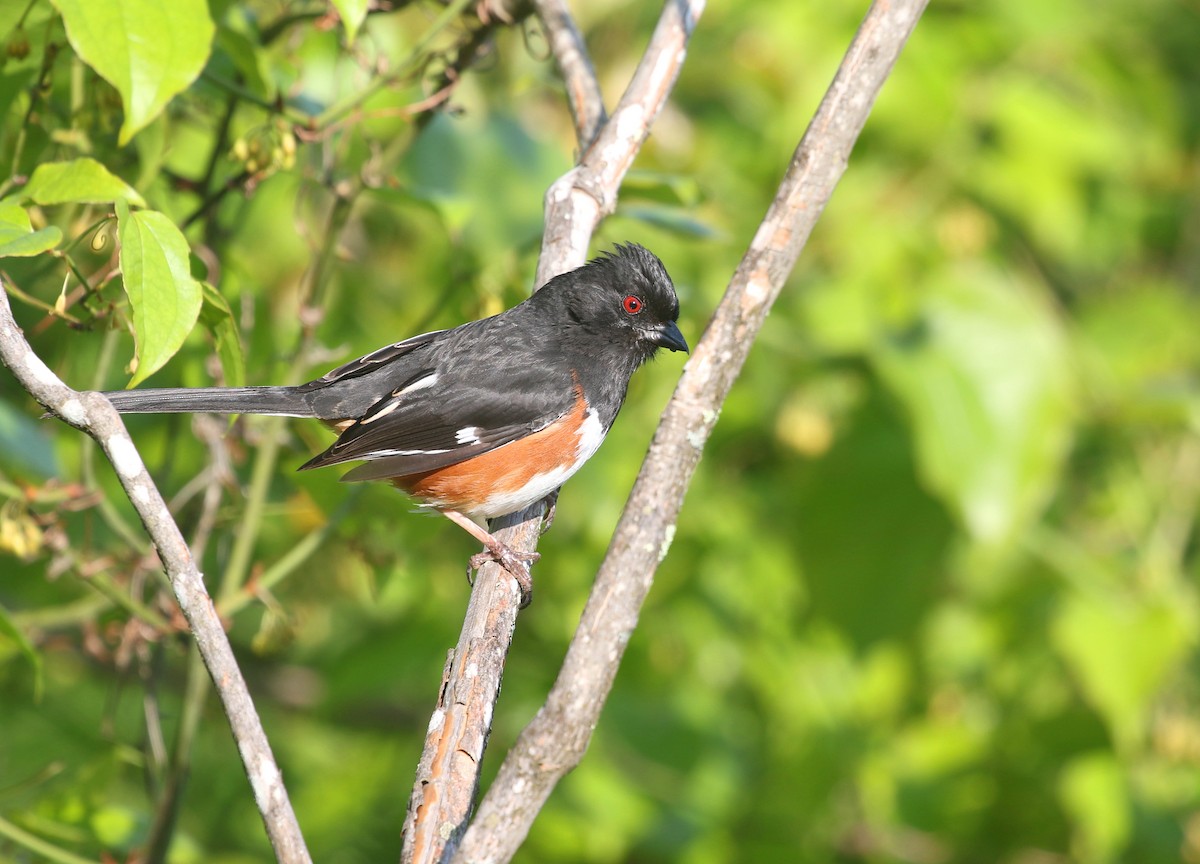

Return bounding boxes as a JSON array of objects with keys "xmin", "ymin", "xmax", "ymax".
[{"xmin": 651, "ymin": 321, "xmax": 689, "ymax": 353}]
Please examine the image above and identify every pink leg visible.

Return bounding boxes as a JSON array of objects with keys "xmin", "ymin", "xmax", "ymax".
[{"xmin": 441, "ymin": 509, "xmax": 539, "ymax": 606}]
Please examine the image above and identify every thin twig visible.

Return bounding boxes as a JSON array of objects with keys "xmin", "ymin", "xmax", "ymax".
[
  {"xmin": 400, "ymin": 2, "xmax": 705, "ymax": 862},
  {"xmin": 0, "ymin": 285, "xmax": 313, "ymax": 864},
  {"xmin": 0, "ymin": 27, "xmax": 58, "ymax": 200},
  {"xmin": 219, "ymin": 489, "xmax": 362, "ymax": 618},
  {"xmin": 219, "ymin": 185, "xmax": 358, "ymax": 608},
  {"xmin": 532, "ymin": 0, "xmax": 606, "ymax": 148},
  {"xmin": 411, "ymin": 3, "xmax": 533, "ymax": 131},
  {"xmin": 455, "ymin": 0, "xmax": 930, "ymax": 859},
  {"xmin": 0, "ymin": 813, "xmax": 97, "ymax": 864},
  {"xmin": 143, "ymin": 644, "xmax": 209, "ymax": 862},
  {"xmin": 315, "ymin": 0, "xmax": 478, "ymax": 131}
]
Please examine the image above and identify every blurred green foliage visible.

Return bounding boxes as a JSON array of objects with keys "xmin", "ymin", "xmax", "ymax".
[{"xmin": 1, "ymin": 0, "xmax": 1199, "ymax": 862}]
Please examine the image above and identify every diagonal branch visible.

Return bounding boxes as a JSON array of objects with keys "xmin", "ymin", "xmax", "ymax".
[
  {"xmin": 399, "ymin": 519, "xmax": 524, "ymax": 864},
  {"xmin": 536, "ymin": 0, "xmax": 704, "ymax": 285},
  {"xmin": 532, "ymin": 0, "xmax": 606, "ymax": 149},
  {"xmin": 0, "ymin": 286, "xmax": 313, "ymax": 864},
  {"xmin": 401, "ymin": 2, "xmax": 705, "ymax": 862},
  {"xmin": 454, "ymin": 0, "xmax": 930, "ymax": 860}
]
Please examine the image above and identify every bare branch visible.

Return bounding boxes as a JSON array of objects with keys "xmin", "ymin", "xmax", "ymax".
[
  {"xmin": 0, "ymin": 286, "xmax": 312, "ymax": 864},
  {"xmin": 454, "ymin": 0, "xmax": 930, "ymax": 860},
  {"xmin": 536, "ymin": 0, "xmax": 705, "ymax": 285},
  {"xmin": 532, "ymin": 0, "xmax": 606, "ymax": 149},
  {"xmin": 401, "ymin": 1, "xmax": 704, "ymax": 861},
  {"xmin": 400, "ymin": 525, "xmax": 523, "ymax": 864}
]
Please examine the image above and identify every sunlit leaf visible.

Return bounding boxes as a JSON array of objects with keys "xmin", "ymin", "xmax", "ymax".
[
  {"xmin": 23, "ymin": 158, "xmax": 145, "ymax": 207},
  {"xmin": 51, "ymin": 0, "xmax": 214, "ymax": 144},
  {"xmin": 1053, "ymin": 585, "xmax": 1196, "ymax": 749},
  {"xmin": 0, "ymin": 204, "xmax": 61, "ymax": 257},
  {"xmin": 874, "ymin": 266, "xmax": 1076, "ymax": 542},
  {"xmin": 115, "ymin": 200, "xmax": 203, "ymax": 386},
  {"xmin": 1058, "ymin": 753, "xmax": 1130, "ymax": 863},
  {"xmin": 90, "ymin": 804, "xmax": 140, "ymax": 846},
  {"xmin": 330, "ymin": 0, "xmax": 369, "ymax": 44},
  {"xmin": 199, "ymin": 282, "xmax": 246, "ymax": 387}
]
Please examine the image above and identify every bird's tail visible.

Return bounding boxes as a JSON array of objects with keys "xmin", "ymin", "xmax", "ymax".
[{"xmin": 100, "ymin": 386, "xmax": 317, "ymax": 417}]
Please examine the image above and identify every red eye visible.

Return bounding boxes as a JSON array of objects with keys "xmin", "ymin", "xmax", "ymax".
[{"xmin": 623, "ymin": 295, "xmax": 643, "ymax": 314}]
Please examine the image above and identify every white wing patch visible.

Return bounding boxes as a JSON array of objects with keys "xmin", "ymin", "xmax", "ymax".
[
  {"xmin": 401, "ymin": 373, "xmax": 438, "ymax": 394},
  {"xmin": 369, "ymin": 447, "xmax": 451, "ymax": 457},
  {"xmin": 358, "ymin": 374, "xmax": 439, "ymax": 426},
  {"xmin": 358, "ymin": 397, "xmax": 401, "ymax": 425},
  {"xmin": 455, "ymin": 426, "xmax": 481, "ymax": 445}
]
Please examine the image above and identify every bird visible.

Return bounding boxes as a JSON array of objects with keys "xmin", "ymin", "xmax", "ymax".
[{"xmin": 100, "ymin": 243, "xmax": 688, "ymax": 604}]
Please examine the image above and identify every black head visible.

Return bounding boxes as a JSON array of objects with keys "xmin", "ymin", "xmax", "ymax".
[{"xmin": 539, "ymin": 243, "xmax": 688, "ymax": 364}]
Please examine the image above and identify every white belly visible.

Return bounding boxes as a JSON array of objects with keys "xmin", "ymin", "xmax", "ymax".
[{"xmin": 464, "ymin": 407, "xmax": 606, "ymax": 520}]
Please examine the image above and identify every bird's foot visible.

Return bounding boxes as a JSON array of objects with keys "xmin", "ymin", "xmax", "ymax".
[{"xmin": 468, "ymin": 544, "xmax": 540, "ymax": 608}]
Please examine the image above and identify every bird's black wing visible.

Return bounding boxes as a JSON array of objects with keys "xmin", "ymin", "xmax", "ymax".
[{"xmin": 299, "ymin": 347, "xmax": 578, "ymax": 480}]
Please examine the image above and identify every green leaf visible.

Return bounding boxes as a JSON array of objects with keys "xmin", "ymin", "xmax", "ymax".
[
  {"xmin": 1053, "ymin": 585, "xmax": 1195, "ymax": 750},
  {"xmin": 0, "ymin": 204, "xmax": 61, "ymax": 257},
  {"xmin": 115, "ymin": 201, "xmax": 203, "ymax": 386},
  {"xmin": 199, "ymin": 282, "xmax": 246, "ymax": 387},
  {"xmin": 330, "ymin": 0, "xmax": 370, "ymax": 43},
  {"xmin": 1058, "ymin": 753, "xmax": 1130, "ymax": 863},
  {"xmin": 623, "ymin": 170, "xmax": 704, "ymax": 206},
  {"xmin": 51, "ymin": 0, "xmax": 215, "ymax": 144},
  {"xmin": 214, "ymin": 24, "xmax": 275, "ymax": 101},
  {"xmin": 873, "ymin": 266, "xmax": 1076, "ymax": 542},
  {"xmin": 400, "ymin": 113, "xmax": 568, "ymax": 257},
  {"xmin": 23, "ymin": 158, "xmax": 146, "ymax": 207},
  {"xmin": 619, "ymin": 204, "xmax": 719, "ymax": 238}
]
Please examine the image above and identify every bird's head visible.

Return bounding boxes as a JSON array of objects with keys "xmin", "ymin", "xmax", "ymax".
[{"xmin": 545, "ymin": 243, "xmax": 688, "ymax": 363}]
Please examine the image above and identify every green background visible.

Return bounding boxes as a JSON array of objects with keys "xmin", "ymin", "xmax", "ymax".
[{"xmin": 2, "ymin": 0, "xmax": 1199, "ymax": 862}]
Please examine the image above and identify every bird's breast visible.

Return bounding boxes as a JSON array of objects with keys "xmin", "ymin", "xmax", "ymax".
[{"xmin": 395, "ymin": 388, "xmax": 606, "ymax": 520}]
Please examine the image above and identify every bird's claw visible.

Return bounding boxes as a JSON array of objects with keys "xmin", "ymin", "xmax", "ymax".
[{"xmin": 468, "ymin": 545, "xmax": 540, "ymax": 608}]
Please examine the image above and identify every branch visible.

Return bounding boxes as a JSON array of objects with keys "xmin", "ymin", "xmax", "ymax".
[
  {"xmin": 0, "ymin": 286, "xmax": 313, "ymax": 864},
  {"xmin": 532, "ymin": 0, "xmax": 606, "ymax": 148},
  {"xmin": 399, "ymin": 522, "xmax": 524, "ymax": 864},
  {"xmin": 454, "ymin": 0, "xmax": 930, "ymax": 860},
  {"xmin": 401, "ymin": 1, "xmax": 704, "ymax": 861},
  {"xmin": 536, "ymin": 0, "xmax": 704, "ymax": 285}
]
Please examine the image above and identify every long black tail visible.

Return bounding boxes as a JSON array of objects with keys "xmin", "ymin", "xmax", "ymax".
[{"xmin": 100, "ymin": 386, "xmax": 317, "ymax": 417}]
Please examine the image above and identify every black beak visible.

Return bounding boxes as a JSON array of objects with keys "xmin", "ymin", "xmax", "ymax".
[{"xmin": 652, "ymin": 321, "xmax": 689, "ymax": 353}]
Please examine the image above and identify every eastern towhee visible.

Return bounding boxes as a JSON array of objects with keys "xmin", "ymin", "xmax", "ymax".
[{"xmin": 101, "ymin": 244, "xmax": 688, "ymax": 603}]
